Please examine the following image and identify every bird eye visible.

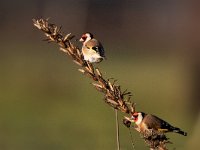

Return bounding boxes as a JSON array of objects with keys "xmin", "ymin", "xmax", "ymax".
[{"xmin": 81, "ymin": 36, "xmax": 87, "ymax": 41}]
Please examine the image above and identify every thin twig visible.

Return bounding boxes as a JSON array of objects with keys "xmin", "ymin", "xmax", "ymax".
[
  {"xmin": 128, "ymin": 128, "xmax": 135, "ymax": 150},
  {"xmin": 115, "ymin": 109, "xmax": 120, "ymax": 150}
]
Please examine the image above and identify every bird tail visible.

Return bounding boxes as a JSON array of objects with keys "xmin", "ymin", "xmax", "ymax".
[{"xmin": 172, "ymin": 127, "xmax": 187, "ymax": 136}]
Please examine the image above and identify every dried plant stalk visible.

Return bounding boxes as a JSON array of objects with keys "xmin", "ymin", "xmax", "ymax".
[
  {"xmin": 33, "ymin": 18, "xmax": 133, "ymax": 113},
  {"xmin": 33, "ymin": 18, "xmax": 169, "ymax": 150}
]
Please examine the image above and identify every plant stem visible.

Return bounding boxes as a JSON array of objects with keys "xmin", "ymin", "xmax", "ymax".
[{"xmin": 115, "ymin": 109, "xmax": 120, "ymax": 150}]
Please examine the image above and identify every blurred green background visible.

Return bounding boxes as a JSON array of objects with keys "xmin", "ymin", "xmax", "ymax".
[{"xmin": 0, "ymin": 0, "xmax": 199, "ymax": 150}]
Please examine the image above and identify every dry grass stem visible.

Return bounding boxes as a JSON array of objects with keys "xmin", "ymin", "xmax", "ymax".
[
  {"xmin": 33, "ymin": 18, "xmax": 170, "ymax": 150},
  {"xmin": 34, "ymin": 18, "xmax": 133, "ymax": 113}
]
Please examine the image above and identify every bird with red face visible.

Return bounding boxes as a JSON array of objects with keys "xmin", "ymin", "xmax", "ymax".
[
  {"xmin": 128, "ymin": 112, "xmax": 187, "ymax": 136},
  {"xmin": 79, "ymin": 32, "xmax": 105, "ymax": 63}
]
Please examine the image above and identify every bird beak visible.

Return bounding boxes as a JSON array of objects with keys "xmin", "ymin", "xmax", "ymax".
[
  {"xmin": 130, "ymin": 116, "xmax": 135, "ymax": 121},
  {"xmin": 79, "ymin": 38, "xmax": 84, "ymax": 42},
  {"xmin": 124, "ymin": 116, "xmax": 135, "ymax": 122}
]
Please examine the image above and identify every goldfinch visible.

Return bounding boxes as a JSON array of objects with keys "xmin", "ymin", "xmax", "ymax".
[
  {"xmin": 128, "ymin": 112, "xmax": 187, "ymax": 136},
  {"xmin": 79, "ymin": 32, "xmax": 105, "ymax": 63}
]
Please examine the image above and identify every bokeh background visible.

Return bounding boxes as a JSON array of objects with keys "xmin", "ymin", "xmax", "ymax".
[{"xmin": 0, "ymin": 0, "xmax": 199, "ymax": 150}]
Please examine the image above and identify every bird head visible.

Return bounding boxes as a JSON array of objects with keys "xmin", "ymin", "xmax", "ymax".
[
  {"xmin": 130, "ymin": 112, "xmax": 145, "ymax": 125},
  {"xmin": 79, "ymin": 32, "xmax": 94, "ymax": 43}
]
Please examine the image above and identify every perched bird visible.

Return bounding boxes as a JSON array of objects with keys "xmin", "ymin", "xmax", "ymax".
[
  {"xmin": 129, "ymin": 112, "xmax": 187, "ymax": 136},
  {"xmin": 79, "ymin": 32, "xmax": 105, "ymax": 63}
]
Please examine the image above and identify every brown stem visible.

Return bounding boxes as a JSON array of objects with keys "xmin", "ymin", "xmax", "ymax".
[
  {"xmin": 115, "ymin": 109, "xmax": 120, "ymax": 150},
  {"xmin": 33, "ymin": 18, "xmax": 169, "ymax": 150}
]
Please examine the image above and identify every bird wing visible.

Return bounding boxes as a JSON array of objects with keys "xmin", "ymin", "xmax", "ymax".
[
  {"xmin": 143, "ymin": 114, "xmax": 174, "ymax": 131},
  {"xmin": 85, "ymin": 39, "xmax": 105, "ymax": 57}
]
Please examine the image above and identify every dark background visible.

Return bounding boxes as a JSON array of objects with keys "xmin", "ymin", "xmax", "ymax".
[{"xmin": 0, "ymin": 0, "xmax": 199, "ymax": 149}]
